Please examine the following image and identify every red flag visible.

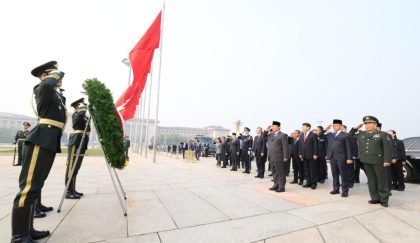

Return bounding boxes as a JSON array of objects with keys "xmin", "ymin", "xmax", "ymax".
[{"xmin": 116, "ymin": 11, "xmax": 162, "ymax": 120}]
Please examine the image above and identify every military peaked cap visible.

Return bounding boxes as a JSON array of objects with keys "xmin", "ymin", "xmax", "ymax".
[
  {"xmin": 31, "ymin": 61, "xmax": 58, "ymax": 77},
  {"xmin": 363, "ymin": 116, "xmax": 379, "ymax": 124},
  {"xmin": 71, "ymin": 98, "xmax": 85, "ymax": 108}
]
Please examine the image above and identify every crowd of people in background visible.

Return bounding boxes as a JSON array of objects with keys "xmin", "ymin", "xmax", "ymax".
[
  {"xmin": 166, "ymin": 117, "xmax": 407, "ymax": 208},
  {"xmin": 165, "ymin": 140, "xmax": 212, "ymax": 161}
]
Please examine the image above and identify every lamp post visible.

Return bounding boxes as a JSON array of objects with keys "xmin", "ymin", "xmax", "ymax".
[{"xmin": 121, "ymin": 58, "xmax": 131, "ymax": 87}]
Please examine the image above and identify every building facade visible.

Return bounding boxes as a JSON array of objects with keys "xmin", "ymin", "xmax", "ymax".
[{"xmin": 157, "ymin": 125, "xmax": 230, "ymax": 139}]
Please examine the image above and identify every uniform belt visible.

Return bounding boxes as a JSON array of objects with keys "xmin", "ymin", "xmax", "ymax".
[
  {"xmin": 38, "ymin": 118, "xmax": 65, "ymax": 130},
  {"xmin": 74, "ymin": 130, "xmax": 90, "ymax": 135}
]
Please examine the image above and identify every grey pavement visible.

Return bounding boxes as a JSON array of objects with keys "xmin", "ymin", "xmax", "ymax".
[{"xmin": 1, "ymin": 152, "xmax": 420, "ymax": 243}]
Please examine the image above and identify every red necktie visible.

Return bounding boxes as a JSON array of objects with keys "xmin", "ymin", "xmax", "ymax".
[{"xmin": 304, "ymin": 133, "xmax": 307, "ymax": 142}]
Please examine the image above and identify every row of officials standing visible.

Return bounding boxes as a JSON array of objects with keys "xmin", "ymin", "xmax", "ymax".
[
  {"xmin": 11, "ymin": 61, "xmax": 90, "ymax": 243},
  {"xmin": 216, "ymin": 117, "xmax": 406, "ymax": 209}
]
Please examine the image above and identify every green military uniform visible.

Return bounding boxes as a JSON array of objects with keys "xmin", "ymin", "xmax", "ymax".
[
  {"xmin": 65, "ymin": 98, "xmax": 90, "ymax": 199},
  {"xmin": 349, "ymin": 116, "xmax": 392, "ymax": 206},
  {"xmin": 11, "ymin": 61, "xmax": 66, "ymax": 242},
  {"xmin": 14, "ymin": 123, "xmax": 31, "ymax": 166}
]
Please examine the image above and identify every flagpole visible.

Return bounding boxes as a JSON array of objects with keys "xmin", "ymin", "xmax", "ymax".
[
  {"xmin": 121, "ymin": 58, "xmax": 133, "ymax": 139},
  {"xmin": 139, "ymin": 77, "xmax": 148, "ymax": 155},
  {"xmin": 152, "ymin": 3, "xmax": 166, "ymax": 163},
  {"xmin": 134, "ymin": 100, "xmax": 142, "ymax": 153},
  {"xmin": 144, "ymin": 62, "xmax": 154, "ymax": 158}
]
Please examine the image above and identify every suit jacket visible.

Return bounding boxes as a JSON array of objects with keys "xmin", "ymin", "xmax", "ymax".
[
  {"xmin": 349, "ymin": 135, "xmax": 359, "ymax": 159},
  {"xmin": 253, "ymin": 134, "xmax": 267, "ymax": 162},
  {"xmin": 230, "ymin": 139, "xmax": 240, "ymax": 155},
  {"xmin": 391, "ymin": 138, "xmax": 407, "ymax": 161},
  {"xmin": 194, "ymin": 143, "xmax": 201, "ymax": 152},
  {"xmin": 262, "ymin": 131, "xmax": 289, "ymax": 162},
  {"xmin": 299, "ymin": 131, "xmax": 319, "ymax": 160},
  {"xmin": 221, "ymin": 141, "xmax": 228, "ymax": 155},
  {"xmin": 325, "ymin": 131, "xmax": 352, "ymax": 161},
  {"xmin": 291, "ymin": 138, "xmax": 300, "ymax": 159},
  {"xmin": 26, "ymin": 75, "xmax": 67, "ymax": 153}
]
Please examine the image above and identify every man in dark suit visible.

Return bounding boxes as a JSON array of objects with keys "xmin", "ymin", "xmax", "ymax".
[
  {"xmin": 220, "ymin": 136, "xmax": 228, "ymax": 168},
  {"xmin": 314, "ymin": 126, "xmax": 328, "ymax": 184},
  {"xmin": 324, "ymin": 120, "xmax": 353, "ymax": 197},
  {"xmin": 387, "ymin": 130, "xmax": 406, "ymax": 191},
  {"xmin": 230, "ymin": 133, "xmax": 240, "ymax": 171},
  {"xmin": 253, "ymin": 127, "xmax": 267, "ymax": 178},
  {"xmin": 341, "ymin": 125, "xmax": 355, "ymax": 188},
  {"xmin": 299, "ymin": 123, "xmax": 319, "ymax": 189},
  {"xmin": 183, "ymin": 142, "xmax": 188, "ymax": 158},
  {"xmin": 263, "ymin": 121, "xmax": 289, "ymax": 192},
  {"xmin": 226, "ymin": 136, "xmax": 232, "ymax": 166},
  {"xmin": 349, "ymin": 129, "xmax": 363, "ymax": 183},
  {"xmin": 290, "ymin": 130, "xmax": 304, "ymax": 185},
  {"xmin": 193, "ymin": 138, "xmax": 201, "ymax": 160}
]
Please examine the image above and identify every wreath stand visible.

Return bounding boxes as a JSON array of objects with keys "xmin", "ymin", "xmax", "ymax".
[{"xmin": 57, "ymin": 114, "xmax": 127, "ymax": 216}]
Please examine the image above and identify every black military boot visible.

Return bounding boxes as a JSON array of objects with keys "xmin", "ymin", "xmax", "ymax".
[
  {"xmin": 38, "ymin": 194, "xmax": 53, "ymax": 213},
  {"xmin": 66, "ymin": 179, "xmax": 80, "ymax": 199},
  {"xmin": 33, "ymin": 201, "xmax": 47, "ymax": 219},
  {"xmin": 30, "ymin": 200, "xmax": 50, "ymax": 240},
  {"xmin": 11, "ymin": 206, "xmax": 35, "ymax": 243},
  {"xmin": 73, "ymin": 177, "xmax": 83, "ymax": 197}
]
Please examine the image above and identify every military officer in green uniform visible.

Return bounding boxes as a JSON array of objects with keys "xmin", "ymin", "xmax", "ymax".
[
  {"xmin": 349, "ymin": 116, "xmax": 392, "ymax": 207},
  {"xmin": 11, "ymin": 61, "xmax": 66, "ymax": 242},
  {"xmin": 65, "ymin": 98, "xmax": 90, "ymax": 199},
  {"xmin": 14, "ymin": 122, "xmax": 31, "ymax": 166}
]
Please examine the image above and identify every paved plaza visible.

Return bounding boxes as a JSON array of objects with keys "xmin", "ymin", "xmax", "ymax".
[{"xmin": 1, "ymin": 152, "xmax": 420, "ymax": 243}]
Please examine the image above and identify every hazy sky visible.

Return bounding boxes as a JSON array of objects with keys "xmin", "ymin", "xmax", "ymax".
[{"xmin": 1, "ymin": 0, "xmax": 419, "ymax": 138}]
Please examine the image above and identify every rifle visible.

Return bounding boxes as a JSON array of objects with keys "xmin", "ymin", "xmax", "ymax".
[{"xmin": 12, "ymin": 144, "xmax": 17, "ymax": 166}]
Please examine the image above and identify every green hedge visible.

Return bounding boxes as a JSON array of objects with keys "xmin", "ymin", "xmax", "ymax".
[{"xmin": 83, "ymin": 79, "xmax": 126, "ymax": 169}]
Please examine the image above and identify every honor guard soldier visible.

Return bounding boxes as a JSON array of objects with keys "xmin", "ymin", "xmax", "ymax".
[
  {"xmin": 11, "ymin": 61, "xmax": 66, "ymax": 242},
  {"xmin": 13, "ymin": 122, "xmax": 31, "ymax": 166},
  {"xmin": 65, "ymin": 98, "xmax": 90, "ymax": 199},
  {"xmin": 349, "ymin": 116, "xmax": 392, "ymax": 207}
]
